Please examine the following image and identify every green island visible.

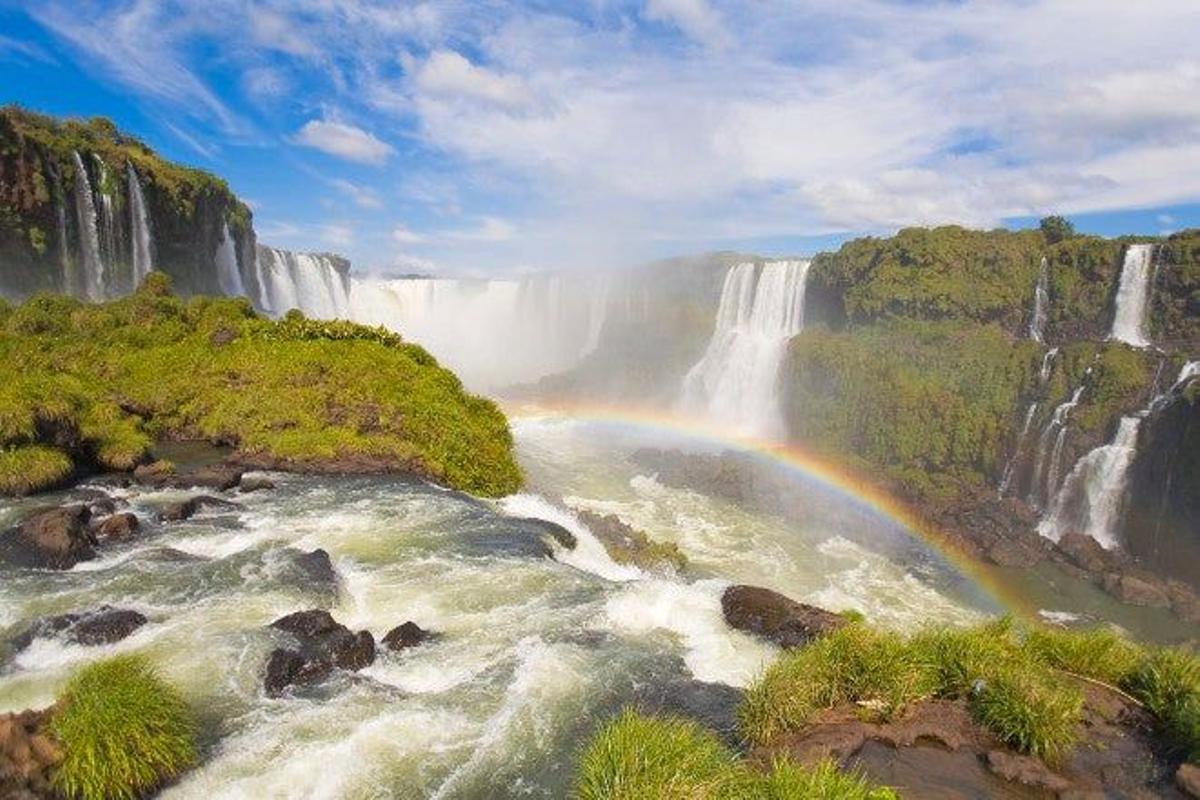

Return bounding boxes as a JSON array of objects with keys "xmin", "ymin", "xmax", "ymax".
[{"xmin": 0, "ymin": 274, "xmax": 522, "ymax": 497}]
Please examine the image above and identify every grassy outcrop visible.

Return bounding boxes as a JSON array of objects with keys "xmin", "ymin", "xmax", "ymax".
[
  {"xmin": 0, "ymin": 274, "xmax": 522, "ymax": 496},
  {"xmin": 741, "ymin": 618, "xmax": 1200, "ymax": 765},
  {"xmin": 575, "ymin": 709, "xmax": 896, "ymax": 799},
  {"xmin": 50, "ymin": 655, "xmax": 197, "ymax": 800}
]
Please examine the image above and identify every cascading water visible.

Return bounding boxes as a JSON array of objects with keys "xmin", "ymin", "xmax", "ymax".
[
  {"xmin": 92, "ymin": 154, "xmax": 119, "ymax": 273},
  {"xmin": 998, "ymin": 402, "xmax": 1039, "ymax": 496},
  {"xmin": 1037, "ymin": 416, "xmax": 1142, "ymax": 548},
  {"xmin": 70, "ymin": 151, "xmax": 105, "ymax": 301},
  {"xmin": 1039, "ymin": 347, "xmax": 1059, "ymax": 385},
  {"xmin": 1110, "ymin": 244, "xmax": 1156, "ymax": 347},
  {"xmin": 679, "ymin": 260, "xmax": 811, "ymax": 438},
  {"xmin": 1029, "ymin": 257, "xmax": 1049, "ymax": 343},
  {"xmin": 1027, "ymin": 384, "xmax": 1085, "ymax": 508},
  {"xmin": 127, "ymin": 165, "xmax": 154, "ymax": 285},
  {"xmin": 215, "ymin": 222, "xmax": 245, "ymax": 297},
  {"xmin": 253, "ymin": 246, "xmax": 350, "ymax": 319}
]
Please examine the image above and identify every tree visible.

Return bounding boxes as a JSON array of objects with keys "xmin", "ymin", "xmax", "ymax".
[{"xmin": 1039, "ymin": 215, "xmax": 1076, "ymax": 244}]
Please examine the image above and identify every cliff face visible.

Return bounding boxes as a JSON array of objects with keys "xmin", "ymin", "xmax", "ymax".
[
  {"xmin": 0, "ymin": 107, "xmax": 256, "ymax": 301},
  {"xmin": 786, "ymin": 225, "xmax": 1200, "ymax": 588}
]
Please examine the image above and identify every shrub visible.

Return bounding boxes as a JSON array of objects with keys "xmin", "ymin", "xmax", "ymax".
[
  {"xmin": 971, "ymin": 667, "xmax": 1081, "ymax": 763},
  {"xmin": 1124, "ymin": 648, "xmax": 1200, "ymax": 759},
  {"xmin": 1039, "ymin": 215, "xmax": 1076, "ymax": 244},
  {"xmin": 50, "ymin": 655, "xmax": 197, "ymax": 800}
]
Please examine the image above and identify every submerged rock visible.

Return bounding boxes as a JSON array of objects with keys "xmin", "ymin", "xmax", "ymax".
[
  {"xmin": 0, "ymin": 708, "xmax": 60, "ymax": 799},
  {"xmin": 382, "ymin": 621, "xmax": 436, "ymax": 651},
  {"xmin": 293, "ymin": 549, "xmax": 337, "ymax": 586},
  {"xmin": 720, "ymin": 585, "xmax": 845, "ymax": 648},
  {"xmin": 13, "ymin": 606, "xmax": 147, "ymax": 650},
  {"xmin": 239, "ymin": 475, "xmax": 276, "ymax": 493},
  {"xmin": 158, "ymin": 495, "xmax": 241, "ymax": 522},
  {"xmin": 635, "ymin": 679, "xmax": 745, "ymax": 749},
  {"xmin": 264, "ymin": 610, "xmax": 375, "ymax": 695},
  {"xmin": 0, "ymin": 505, "xmax": 96, "ymax": 570},
  {"xmin": 1101, "ymin": 571, "xmax": 1171, "ymax": 608},
  {"xmin": 135, "ymin": 461, "xmax": 244, "ymax": 492},
  {"xmin": 573, "ymin": 509, "xmax": 687, "ymax": 572}
]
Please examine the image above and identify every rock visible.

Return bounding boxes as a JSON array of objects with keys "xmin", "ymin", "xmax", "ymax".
[
  {"xmin": 574, "ymin": 508, "xmax": 687, "ymax": 571},
  {"xmin": 0, "ymin": 505, "xmax": 95, "ymax": 570},
  {"xmin": 985, "ymin": 750, "xmax": 1072, "ymax": 793},
  {"xmin": 382, "ymin": 621, "xmax": 436, "ymax": 651},
  {"xmin": 294, "ymin": 549, "xmax": 337, "ymax": 585},
  {"xmin": 265, "ymin": 610, "xmax": 375, "ymax": 695},
  {"xmin": 1102, "ymin": 572, "xmax": 1171, "ymax": 608},
  {"xmin": 0, "ymin": 708, "xmax": 60, "ymax": 799},
  {"xmin": 721, "ymin": 585, "xmax": 845, "ymax": 648},
  {"xmin": 183, "ymin": 465, "xmax": 244, "ymax": 492},
  {"xmin": 93, "ymin": 512, "xmax": 139, "ymax": 541},
  {"xmin": 519, "ymin": 518, "xmax": 577, "ymax": 549},
  {"xmin": 158, "ymin": 495, "xmax": 241, "ymax": 522},
  {"xmin": 985, "ymin": 537, "xmax": 1044, "ymax": 568},
  {"xmin": 13, "ymin": 606, "xmax": 148, "ymax": 650},
  {"xmin": 133, "ymin": 460, "xmax": 176, "ymax": 486},
  {"xmin": 1058, "ymin": 532, "xmax": 1114, "ymax": 573},
  {"xmin": 1177, "ymin": 763, "xmax": 1200, "ymax": 798},
  {"xmin": 239, "ymin": 475, "xmax": 276, "ymax": 493},
  {"xmin": 635, "ymin": 679, "xmax": 744, "ymax": 748},
  {"xmin": 1168, "ymin": 581, "xmax": 1200, "ymax": 625}
]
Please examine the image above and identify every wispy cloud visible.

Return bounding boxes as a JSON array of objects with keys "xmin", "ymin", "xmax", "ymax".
[
  {"xmin": 295, "ymin": 120, "xmax": 394, "ymax": 165},
  {"xmin": 331, "ymin": 178, "xmax": 383, "ymax": 209}
]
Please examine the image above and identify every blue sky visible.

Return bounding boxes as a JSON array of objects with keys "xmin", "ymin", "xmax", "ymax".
[{"xmin": 2, "ymin": 0, "xmax": 1199, "ymax": 275}]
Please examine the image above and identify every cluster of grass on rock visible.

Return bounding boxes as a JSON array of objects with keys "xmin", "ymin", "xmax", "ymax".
[
  {"xmin": 576, "ymin": 709, "xmax": 896, "ymax": 800},
  {"xmin": 577, "ymin": 620, "xmax": 1200, "ymax": 798},
  {"xmin": 49, "ymin": 654, "xmax": 197, "ymax": 800},
  {"xmin": 0, "ymin": 274, "xmax": 522, "ymax": 496},
  {"xmin": 741, "ymin": 618, "xmax": 1200, "ymax": 764}
]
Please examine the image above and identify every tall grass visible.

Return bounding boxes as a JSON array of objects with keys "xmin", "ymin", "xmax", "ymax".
[{"xmin": 50, "ymin": 654, "xmax": 197, "ymax": 800}]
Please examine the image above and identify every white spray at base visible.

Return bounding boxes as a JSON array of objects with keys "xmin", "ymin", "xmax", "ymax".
[{"xmin": 680, "ymin": 260, "xmax": 811, "ymax": 438}]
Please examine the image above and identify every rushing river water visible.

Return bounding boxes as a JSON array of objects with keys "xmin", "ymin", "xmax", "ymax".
[{"xmin": 0, "ymin": 413, "xmax": 1085, "ymax": 799}]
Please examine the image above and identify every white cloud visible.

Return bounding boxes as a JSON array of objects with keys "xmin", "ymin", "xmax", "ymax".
[
  {"xmin": 392, "ymin": 224, "xmax": 425, "ymax": 243},
  {"xmin": 643, "ymin": 0, "xmax": 730, "ymax": 48},
  {"xmin": 442, "ymin": 216, "xmax": 517, "ymax": 242},
  {"xmin": 414, "ymin": 50, "xmax": 533, "ymax": 110},
  {"xmin": 319, "ymin": 223, "xmax": 354, "ymax": 247},
  {"xmin": 295, "ymin": 120, "xmax": 394, "ymax": 164},
  {"xmin": 331, "ymin": 178, "xmax": 383, "ymax": 209}
]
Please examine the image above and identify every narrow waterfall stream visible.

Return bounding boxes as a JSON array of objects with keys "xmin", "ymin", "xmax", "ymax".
[
  {"xmin": 215, "ymin": 223, "xmax": 245, "ymax": 297},
  {"xmin": 127, "ymin": 165, "xmax": 154, "ymax": 284},
  {"xmin": 70, "ymin": 151, "xmax": 106, "ymax": 301},
  {"xmin": 1110, "ymin": 244, "xmax": 1156, "ymax": 347}
]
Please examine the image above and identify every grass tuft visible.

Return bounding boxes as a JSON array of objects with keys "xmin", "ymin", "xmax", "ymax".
[
  {"xmin": 50, "ymin": 654, "xmax": 197, "ymax": 800},
  {"xmin": 1123, "ymin": 648, "xmax": 1200, "ymax": 759},
  {"xmin": 0, "ymin": 444, "xmax": 73, "ymax": 494}
]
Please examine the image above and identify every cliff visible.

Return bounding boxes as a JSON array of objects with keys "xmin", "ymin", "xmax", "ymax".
[{"xmin": 0, "ymin": 106, "xmax": 256, "ymax": 301}]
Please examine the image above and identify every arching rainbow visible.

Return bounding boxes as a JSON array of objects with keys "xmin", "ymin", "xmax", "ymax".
[{"xmin": 506, "ymin": 400, "xmax": 1038, "ymax": 620}]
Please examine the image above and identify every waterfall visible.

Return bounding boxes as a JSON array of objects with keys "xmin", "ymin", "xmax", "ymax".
[
  {"xmin": 679, "ymin": 260, "xmax": 811, "ymax": 438},
  {"xmin": 70, "ymin": 151, "xmax": 105, "ymax": 301},
  {"xmin": 1027, "ymin": 384, "xmax": 1085, "ymax": 508},
  {"xmin": 93, "ymin": 154, "xmax": 119, "ymax": 273},
  {"xmin": 215, "ymin": 222, "xmax": 246, "ymax": 297},
  {"xmin": 253, "ymin": 246, "xmax": 350, "ymax": 319},
  {"xmin": 1037, "ymin": 416, "xmax": 1142, "ymax": 548},
  {"xmin": 1110, "ymin": 244, "xmax": 1155, "ymax": 347},
  {"xmin": 998, "ymin": 402, "xmax": 1039, "ymax": 497},
  {"xmin": 1029, "ymin": 257, "xmax": 1049, "ymax": 343},
  {"xmin": 127, "ymin": 165, "xmax": 154, "ymax": 285},
  {"xmin": 1039, "ymin": 347, "xmax": 1059, "ymax": 385}
]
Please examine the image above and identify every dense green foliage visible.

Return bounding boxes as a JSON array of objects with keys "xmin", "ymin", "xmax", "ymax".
[
  {"xmin": 1155, "ymin": 229, "xmax": 1200, "ymax": 344},
  {"xmin": 784, "ymin": 320, "xmax": 1039, "ymax": 501},
  {"xmin": 50, "ymin": 655, "xmax": 197, "ymax": 800},
  {"xmin": 741, "ymin": 617, "xmax": 1200, "ymax": 766},
  {"xmin": 1039, "ymin": 216, "xmax": 1076, "ymax": 245},
  {"xmin": 0, "ymin": 276, "xmax": 522, "ymax": 496},
  {"xmin": 1042, "ymin": 236, "xmax": 1123, "ymax": 335},
  {"xmin": 806, "ymin": 226, "xmax": 1044, "ymax": 327},
  {"xmin": 575, "ymin": 709, "xmax": 896, "ymax": 799}
]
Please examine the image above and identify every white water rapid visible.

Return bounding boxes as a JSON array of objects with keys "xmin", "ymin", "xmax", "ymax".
[
  {"xmin": 70, "ymin": 151, "xmax": 105, "ymax": 301},
  {"xmin": 1037, "ymin": 416, "xmax": 1142, "ymax": 548},
  {"xmin": 1110, "ymin": 244, "xmax": 1156, "ymax": 347},
  {"xmin": 679, "ymin": 260, "xmax": 811, "ymax": 438},
  {"xmin": 127, "ymin": 165, "xmax": 154, "ymax": 285}
]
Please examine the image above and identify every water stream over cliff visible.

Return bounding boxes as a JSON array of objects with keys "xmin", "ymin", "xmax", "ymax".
[
  {"xmin": 1110, "ymin": 244, "xmax": 1156, "ymax": 347},
  {"xmin": 127, "ymin": 166, "xmax": 154, "ymax": 285},
  {"xmin": 70, "ymin": 151, "xmax": 106, "ymax": 301}
]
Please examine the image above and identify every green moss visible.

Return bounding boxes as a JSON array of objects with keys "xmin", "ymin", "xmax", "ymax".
[
  {"xmin": 0, "ymin": 277, "xmax": 522, "ymax": 496},
  {"xmin": 50, "ymin": 655, "xmax": 197, "ymax": 800},
  {"xmin": 0, "ymin": 444, "xmax": 73, "ymax": 494}
]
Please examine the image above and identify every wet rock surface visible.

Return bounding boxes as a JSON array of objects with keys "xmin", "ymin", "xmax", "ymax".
[
  {"xmin": 573, "ymin": 508, "xmax": 687, "ymax": 571},
  {"xmin": 292, "ymin": 548, "xmax": 337, "ymax": 586},
  {"xmin": 382, "ymin": 621, "xmax": 436, "ymax": 651},
  {"xmin": 134, "ymin": 461, "xmax": 245, "ymax": 492},
  {"xmin": 0, "ymin": 708, "xmax": 60, "ymax": 799},
  {"xmin": 239, "ymin": 475, "xmax": 276, "ymax": 493},
  {"xmin": 158, "ymin": 495, "xmax": 241, "ymax": 522},
  {"xmin": 0, "ymin": 505, "xmax": 96, "ymax": 569},
  {"xmin": 13, "ymin": 606, "xmax": 147, "ymax": 650},
  {"xmin": 92, "ymin": 511, "xmax": 139, "ymax": 541},
  {"xmin": 265, "ymin": 609, "xmax": 375, "ymax": 695},
  {"xmin": 721, "ymin": 585, "xmax": 846, "ymax": 648},
  {"xmin": 635, "ymin": 679, "xmax": 745, "ymax": 750}
]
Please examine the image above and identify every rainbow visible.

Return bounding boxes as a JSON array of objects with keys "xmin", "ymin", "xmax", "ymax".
[{"xmin": 505, "ymin": 400, "xmax": 1038, "ymax": 619}]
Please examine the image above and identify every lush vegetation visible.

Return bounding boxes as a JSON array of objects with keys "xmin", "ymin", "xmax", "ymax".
[
  {"xmin": 783, "ymin": 320, "xmax": 1039, "ymax": 502},
  {"xmin": 740, "ymin": 617, "xmax": 1200, "ymax": 766},
  {"xmin": 1154, "ymin": 229, "xmax": 1200, "ymax": 344},
  {"xmin": 1039, "ymin": 215, "xmax": 1076, "ymax": 245},
  {"xmin": 49, "ymin": 655, "xmax": 197, "ymax": 800},
  {"xmin": 0, "ymin": 275, "xmax": 522, "ymax": 496},
  {"xmin": 575, "ymin": 709, "xmax": 896, "ymax": 800}
]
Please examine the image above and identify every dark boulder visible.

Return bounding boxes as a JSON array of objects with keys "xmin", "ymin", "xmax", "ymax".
[
  {"xmin": 1057, "ymin": 531, "xmax": 1119, "ymax": 574},
  {"xmin": 183, "ymin": 465, "xmax": 244, "ymax": 492},
  {"xmin": 158, "ymin": 495, "xmax": 241, "ymax": 522},
  {"xmin": 133, "ymin": 460, "xmax": 176, "ymax": 486},
  {"xmin": 239, "ymin": 475, "xmax": 276, "ymax": 493},
  {"xmin": 0, "ymin": 506, "xmax": 95, "ymax": 570},
  {"xmin": 13, "ymin": 606, "xmax": 147, "ymax": 650},
  {"xmin": 264, "ymin": 609, "xmax": 375, "ymax": 695},
  {"xmin": 93, "ymin": 512, "xmax": 139, "ymax": 542},
  {"xmin": 294, "ymin": 549, "xmax": 337, "ymax": 585},
  {"xmin": 382, "ymin": 621, "xmax": 436, "ymax": 651},
  {"xmin": 1102, "ymin": 572, "xmax": 1171, "ymax": 608},
  {"xmin": 721, "ymin": 585, "xmax": 845, "ymax": 648}
]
